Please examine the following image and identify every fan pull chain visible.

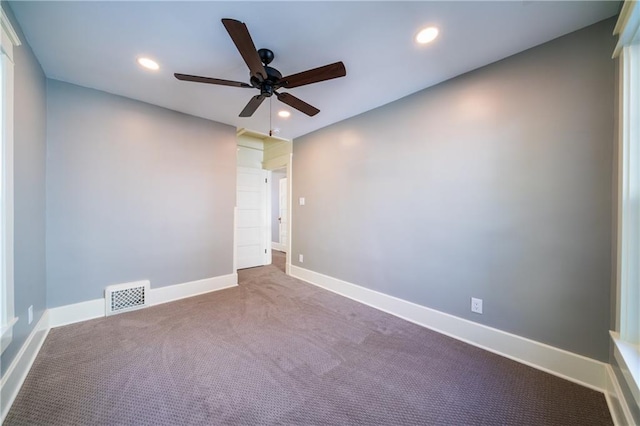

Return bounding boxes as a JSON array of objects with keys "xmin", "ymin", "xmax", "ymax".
[{"xmin": 269, "ymin": 97, "xmax": 273, "ymax": 137}]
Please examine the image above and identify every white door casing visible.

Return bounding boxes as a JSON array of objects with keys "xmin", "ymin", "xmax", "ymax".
[
  {"xmin": 236, "ymin": 167, "xmax": 269, "ymax": 269},
  {"xmin": 278, "ymin": 177, "xmax": 288, "ymax": 252}
]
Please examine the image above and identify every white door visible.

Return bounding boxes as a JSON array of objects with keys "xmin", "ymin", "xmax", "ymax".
[
  {"xmin": 236, "ymin": 167, "xmax": 268, "ymax": 269},
  {"xmin": 278, "ymin": 177, "xmax": 288, "ymax": 252}
]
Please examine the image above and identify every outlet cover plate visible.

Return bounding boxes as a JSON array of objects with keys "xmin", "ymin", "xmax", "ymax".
[{"xmin": 471, "ymin": 297, "xmax": 483, "ymax": 314}]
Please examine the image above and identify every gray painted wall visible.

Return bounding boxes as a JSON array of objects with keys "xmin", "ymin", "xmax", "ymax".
[
  {"xmin": 46, "ymin": 80, "xmax": 236, "ymax": 307},
  {"xmin": 292, "ymin": 19, "xmax": 615, "ymax": 361},
  {"xmin": 1, "ymin": 4, "xmax": 47, "ymax": 375},
  {"xmin": 272, "ymin": 170, "xmax": 286, "ymax": 243}
]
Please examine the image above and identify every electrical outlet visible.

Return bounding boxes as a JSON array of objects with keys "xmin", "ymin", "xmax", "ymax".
[
  {"xmin": 471, "ymin": 297, "xmax": 483, "ymax": 314},
  {"xmin": 299, "ymin": 254, "xmax": 304, "ymax": 263},
  {"xmin": 28, "ymin": 305, "xmax": 33, "ymax": 324},
  {"xmin": 299, "ymin": 197, "xmax": 305, "ymax": 206}
]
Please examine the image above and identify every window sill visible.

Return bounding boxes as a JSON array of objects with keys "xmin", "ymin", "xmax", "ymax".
[
  {"xmin": 0, "ymin": 316, "xmax": 18, "ymax": 354},
  {"xmin": 610, "ymin": 331, "xmax": 640, "ymax": 405}
]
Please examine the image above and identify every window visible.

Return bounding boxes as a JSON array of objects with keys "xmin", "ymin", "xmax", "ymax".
[
  {"xmin": 612, "ymin": 0, "xmax": 640, "ymax": 392},
  {"xmin": 0, "ymin": 7, "xmax": 19, "ymax": 354}
]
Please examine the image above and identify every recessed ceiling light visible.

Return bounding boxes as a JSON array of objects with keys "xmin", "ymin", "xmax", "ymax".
[
  {"xmin": 278, "ymin": 110, "xmax": 291, "ymax": 118},
  {"xmin": 137, "ymin": 57, "xmax": 159, "ymax": 71},
  {"xmin": 416, "ymin": 27, "xmax": 439, "ymax": 44}
]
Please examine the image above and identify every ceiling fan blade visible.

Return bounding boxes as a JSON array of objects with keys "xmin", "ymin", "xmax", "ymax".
[
  {"xmin": 221, "ymin": 18, "xmax": 267, "ymax": 81},
  {"xmin": 240, "ymin": 95, "xmax": 265, "ymax": 117},
  {"xmin": 278, "ymin": 62, "xmax": 346, "ymax": 89},
  {"xmin": 276, "ymin": 92, "xmax": 320, "ymax": 117},
  {"xmin": 174, "ymin": 73, "xmax": 252, "ymax": 88}
]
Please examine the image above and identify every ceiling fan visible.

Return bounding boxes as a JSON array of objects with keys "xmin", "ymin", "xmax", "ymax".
[{"xmin": 174, "ymin": 18, "xmax": 347, "ymax": 118}]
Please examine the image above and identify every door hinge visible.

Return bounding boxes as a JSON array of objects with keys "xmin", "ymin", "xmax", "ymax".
[
  {"xmin": 265, "ymin": 178, "xmax": 268, "ymax": 183},
  {"xmin": 265, "ymin": 249, "xmax": 267, "ymax": 254}
]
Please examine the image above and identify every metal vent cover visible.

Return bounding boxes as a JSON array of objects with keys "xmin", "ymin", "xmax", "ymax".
[{"xmin": 105, "ymin": 280, "xmax": 150, "ymax": 316}]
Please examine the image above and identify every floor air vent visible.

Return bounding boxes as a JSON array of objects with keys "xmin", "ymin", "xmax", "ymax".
[{"xmin": 105, "ymin": 280, "xmax": 150, "ymax": 316}]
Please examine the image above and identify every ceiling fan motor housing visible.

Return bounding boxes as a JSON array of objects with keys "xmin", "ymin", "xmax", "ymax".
[{"xmin": 250, "ymin": 52, "xmax": 283, "ymax": 97}]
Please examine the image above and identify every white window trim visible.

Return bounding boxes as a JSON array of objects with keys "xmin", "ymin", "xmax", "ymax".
[
  {"xmin": 0, "ymin": 7, "xmax": 20, "ymax": 354},
  {"xmin": 612, "ymin": 0, "xmax": 640, "ymax": 396}
]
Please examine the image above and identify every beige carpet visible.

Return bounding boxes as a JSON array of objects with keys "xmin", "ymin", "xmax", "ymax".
[{"xmin": 4, "ymin": 259, "xmax": 612, "ymax": 425}]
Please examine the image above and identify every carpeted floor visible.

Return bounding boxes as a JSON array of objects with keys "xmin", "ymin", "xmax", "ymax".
[
  {"xmin": 272, "ymin": 250, "xmax": 285, "ymax": 273},
  {"xmin": 4, "ymin": 257, "xmax": 612, "ymax": 425}
]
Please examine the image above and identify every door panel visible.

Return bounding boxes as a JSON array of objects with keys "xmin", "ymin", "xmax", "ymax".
[
  {"xmin": 236, "ymin": 167, "xmax": 268, "ymax": 269},
  {"xmin": 278, "ymin": 177, "xmax": 288, "ymax": 251}
]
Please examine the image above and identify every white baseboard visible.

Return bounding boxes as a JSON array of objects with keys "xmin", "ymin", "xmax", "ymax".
[
  {"xmin": 271, "ymin": 242, "xmax": 287, "ymax": 253},
  {"xmin": 49, "ymin": 273, "xmax": 238, "ymax": 328},
  {"xmin": 1, "ymin": 310, "xmax": 51, "ymax": 423},
  {"xmin": 49, "ymin": 298, "xmax": 104, "ymax": 328},
  {"xmin": 290, "ymin": 265, "xmax": 606, "ymax": 392},
  {"xmin": 149, "ymin": 273, "xmax": 238, "ymax": 307},
  {"xmin": 605, "ymin": 364, "xmax": 635, "ymax": 426}
]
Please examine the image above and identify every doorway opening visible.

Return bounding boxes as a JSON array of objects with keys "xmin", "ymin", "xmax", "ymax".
[
  {"xmin": 270, "ymin": 167, "xmax": 288, "ymax": 254},
  {"xmin": 235, "ymin": 128, "xmax": 292, "ymax": 274},
  {"xmin": 269, "ymin": 167, "xmax": 288, "ymax": 273}
]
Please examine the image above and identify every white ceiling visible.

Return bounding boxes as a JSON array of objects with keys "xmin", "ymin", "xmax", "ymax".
[{"xmin": 9, "ymin": 1, "xmax": 619, "ymax": 140}]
